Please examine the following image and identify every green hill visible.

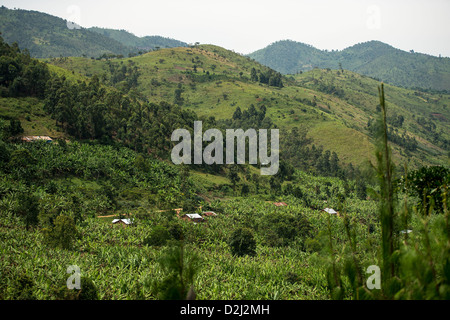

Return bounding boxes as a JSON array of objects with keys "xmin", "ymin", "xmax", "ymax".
[
  {"xmin": 2, "ymin": 31, "xmax": 450, "ymax": 302},
  {"xmin": 0, "ymin": 6, "xmax": 132, "ymax": 58},
  {"xmin": 46, "ymin": 44, "xmax": 450, "ymax": 169},
  {"xmin": 248, "ymin": 40, "xmax": 450, "ymax": 92},
  {"xmin": 88, "ymin": 27, "xmax": 187, "ymax": 51}
]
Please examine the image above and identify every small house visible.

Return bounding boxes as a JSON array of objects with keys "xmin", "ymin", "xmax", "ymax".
[
  {"xmin": 181, "ymin": 213, "xmax": 205, "ymax": 223},
  {"xmin": 274, "ymin": 202, "xmax": 288, "ymax": 207},
  {"xmin": 21, "ymin": 136, "xmax": 53, "ymax": 143},
  {"xmin": 112, "ymin": 219, "xmax": 133, "ymax": 227},
  {"xmin": 323, "ymin": 208, "xmax": 338, "ymax": 215},
  {"xmin": 202, "ymin": 211, "xmax": 217, "ymax": 217}
]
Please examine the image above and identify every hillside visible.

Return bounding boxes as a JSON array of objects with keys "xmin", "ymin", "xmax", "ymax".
[
  {"xmin": 248, "ymin": 40, "xmax": 450, "ymax": 92},
  {"xmin": 88, "ymin": 27, "xmax": 187, "ymax": 51},
  {"xmin": 0, "ymin": 6, "xmax": 132, "ymax": 58},
  {"xmin": 46, "ymin": 44, "xmax": 450, "ymax": 169},
  {"xmin": 0, "ymin": 7, "xmax": 186, "ymax": 59},
  {"xmin": 1, "ymin": 15, "xmax": 450, "ymax": 303}
]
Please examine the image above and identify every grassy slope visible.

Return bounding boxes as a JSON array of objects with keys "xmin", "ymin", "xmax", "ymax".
[
  {"xmin": 45, "ymin": 45, "xmax": 450, "ymax": 169},
  {"xmin": 0, "ymin": 63, "xmax": 89, "ymax": 138}
]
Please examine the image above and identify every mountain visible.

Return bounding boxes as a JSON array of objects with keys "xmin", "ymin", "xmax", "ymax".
[
  {"xmin": 0, "ymin": 7, "xmax": 186, "ymax": 59},
  {"xmin": 247, "ymin": 40, "xmax": 330, "ymax": 75},
  {"xmin": 45, "ymin": 44, "xmax": 450, "ymax": 168},
  {"xmin": 88, "ymin": 27, "xmax": 187, "ymax": 51},
  {"xmin": 2, "ymin": 31, "xmax": 450, "ymax": 302},
  {"xmin": 248, "ymin": 40, "xmax": 450, "ymax": 92},
  {"xmin": 0, "ymin": 6, "xmax": 134, "ymax": 58}
]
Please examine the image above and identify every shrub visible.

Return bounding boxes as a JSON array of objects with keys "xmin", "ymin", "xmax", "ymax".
[
  {"xmin": 0, "ymin": 141, "xmax": 10, "ymax": 165},
  {"xmin": 53, "ymin": 277, "xmax": 99, "ymax": 300},
  {"xmin": 144, "ymin": 226, "xmax": 171, "ymax": 247},
  {"xmin": 9, "ymin": 272, "xmax": 35, "ymax": 300},
  {"xmin": 10, "ymin": 148, "xmax": 36, "ymax": 168},
  {"xmin": 228, "ymin": 227, "xmax": 257, "ymax": 257},
  {"xmin": 305, "ymin": 238, "xmax": 322, "ymax": 253},
  {"xmin": 286, "ymin": 271, "xmax": 301, "ymax": 284},
  {"xmin": 14, "ymin": 192, "xmax": 39, "ymax": 230},
  {"xmin": 154, "ymin": 242, "xmax": 201, "ymax": 300},
  {"xmin": 42, "ymin": 215, "xmax": 77, "ymax": 250},
  {"xmin": 405, "ymin": 166, "xmax": 450, "ymax": 214},
  {"xmin": 260, "ymin": 212, "xmax": 313, "ymax": 247},
  {"xmin": 167, "ymin": 222, "xmax": 184, "ymax": 241}
]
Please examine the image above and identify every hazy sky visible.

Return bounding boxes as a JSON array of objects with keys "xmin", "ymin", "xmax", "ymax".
[{"xmin": 1, "ymin": 0, "xmax": 449, "ymax": 57}]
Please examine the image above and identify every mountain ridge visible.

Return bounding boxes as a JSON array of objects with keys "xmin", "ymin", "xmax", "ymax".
[
  {"xmin": 248, "ymin": 39, "xmax": 450, "ymax": 92},
  {"xmin": 88, "ymin": 27, "xmax": 188, "ymax": 51},
  {"xmin": 0, "ymin": 6, "xmax": 187, "ymax": 58},
  {"xmin": 44, "ymin": 44, "xmax": 450, "ymax": 168}
]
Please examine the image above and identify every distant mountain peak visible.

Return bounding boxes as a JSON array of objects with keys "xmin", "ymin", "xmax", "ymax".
[
  {"xmin": 0, "ymin": 6, "xmax": 187, "ymax": 58},
  {"xmin": 248, "ymin": 39, "xmax": 450, "ymax": 91}
]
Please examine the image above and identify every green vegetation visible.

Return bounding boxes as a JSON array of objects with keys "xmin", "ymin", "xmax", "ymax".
[
  {"xmin": 0, "ymin": 7, "xmax": 187, "ymax": 60},
  {"xmin": 249, "ymin": 39, "xmax": 450, "ymax": 92},
  {"xmin": 228, "ymin": 227, "xmax": 257, "ymax": 257},
  {"xmin": 46, "ymin": 44, "xmax": 449, "ymax": 169},
  {"xmin": 0, "ymin": 19, "xmax": 449, "ymax": 302},
  {"xmin": 89, "ymin": 27, "xmax": 187, "ymax": 53},
  {"xmin": 0, "ymin": 6, "xmax": 132, "ymax": 59},
  {"xmin": 325, "ymin": 85, "xmax": 450, "ymax": 300}
]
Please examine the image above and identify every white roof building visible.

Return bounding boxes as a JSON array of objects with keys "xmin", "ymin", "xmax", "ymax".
[
  {"xmin": 112, "ymin": 219, "xmax": 133, "ymax": 225},
  {"xmin": 22, "ymin": 136, "xmax": 53, "ymax": 143},
  {"xmin": 185, "ymin": 214, "xmax": 203, "ymax": 220},
  {"xmin": 323, "ymin": 208, "xmax": 338, "ymax": 214},
  {"xmin": 202, "ymin": 211, "xmax": 217, "ymax": 217},
  {"xmin": 181, "ymin": 213, "xmax": 205, "ymax": 223}
]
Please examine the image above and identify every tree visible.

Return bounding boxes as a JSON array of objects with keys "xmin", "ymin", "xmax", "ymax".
[
  {"xmin": 330, "ymin": 152, "xmax": 339, "ymax": 176},
  {"xmin": 7, "ymin": 119, "xmax": 23, "ymax": 137},
  {"xmin": 250, "ymin": 68, "xmax": 258, "ymax": 82},
  {"xmin": 155, "ymin": 242, "xmax": 201, "ymax": 300},
  {"xmin": 241, "ymin": 184, "xmax": 250, "ymax": 196},
  {"xmin": 406, "ymin": 166, "xmax": 450, "ymax": 214},
  {"xmin": 144, "ymin": 226, "xmax": 171, "ymax": 247},
  {"xmin": 174, "ymin": 84, "xmax": 184, "ymax": 106},
  {"xmin": 232, "ymin": 106, "xmax": 242, "ymax": 120},
  {"xmin": 229, "ymin": 227, "xmax": 257, "ymax": 257},
  {"xmin": 269, "ymin": 176, "xmax": 282, "ymax": 195},
  {"xmin": 227, "ymin": 165, "xmax": 240, "ymax": 191},
  {"xmin": 42, "ymin": 215, "xmax": 77, "ymax": 250},
  {"xmin": 0, "ymin": 141, "xmax": 10, "ymax": 166},
  {"xmin": 53, "ymin": 276, "xmax": 99, "ymax": 300},
  {"xmin": 15, "ymin": 193, "xmax": 39, "ymax": 230},
  {"xmin": 356, "ymin": 179, "xmax": 367, "ymax": 200},
  {"xmin": 10, "ymin": 272, "xmax": 35, "ymax": 300}
]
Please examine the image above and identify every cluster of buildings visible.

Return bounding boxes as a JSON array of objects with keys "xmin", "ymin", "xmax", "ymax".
[{"xmin": 111, "ymin": 211, "xmax": 218, "ymax": 226}]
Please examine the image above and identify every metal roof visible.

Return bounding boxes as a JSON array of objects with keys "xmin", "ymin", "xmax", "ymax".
[
  {"xmin": 274, "ymin": 202, "xmax": 288, "ymax": 207},
  {"xmin": 22, "ymin": 136, "xmax": 53, "ymax": 142},
  {"xmin": 185, "ymin": 214, "xmax": 203, "ymax": 219},
  {"xmin": 323, "ymin": 208, "xmax": 338, "ymax": 214},
  {"xmin": 112, "ymin": 219, "xmax": 133, "ymax": 225}
]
